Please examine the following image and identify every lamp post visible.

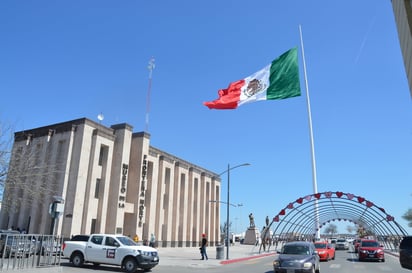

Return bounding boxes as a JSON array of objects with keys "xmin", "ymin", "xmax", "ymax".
[{"xmin": 220, "ymin": 163, "xmax": 250, "ymax": 260}]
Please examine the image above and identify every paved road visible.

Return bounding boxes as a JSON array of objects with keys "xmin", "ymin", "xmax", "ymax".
[
  {"xmin": 7, "ymin": 243, "xmax": 275, "ymax": 272},
  {"xmin": 6, "ymin": 243, "xmax": 401, "ymax": 272}
]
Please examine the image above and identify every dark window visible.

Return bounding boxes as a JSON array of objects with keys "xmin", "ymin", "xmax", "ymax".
[
  {"xmin": 94, "ymin": 179, "xmax": 100, "ymax": 198},
  {"xmin": 105, "ymin": 237, "xmax": 118, "ymax": 247},
  {"xmin": 98, "ymin": 145, "xmax": 108, "ymax": 166},
  {"xmin": 90, "ymin": 235, "xmax": 103, "ymax": 245},
  {"xmin": 91, "ymin": 219, "xmax": 97, "ymax": 234}
]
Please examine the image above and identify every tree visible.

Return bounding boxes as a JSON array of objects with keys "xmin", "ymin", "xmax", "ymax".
[
  {"xmin": 346, "ymin": 225, "xmax": 355, "ymax": 234},
  {"xmin": 0, "ymin": 121, "xmax": 63, "ymax": 214},
  {"xmin": 220, "ymin": 221, "xmax": 232, "ymax": 244},
  {"xmin": 402, "ymin": 208, "xmax": 412, "ymax": 227},
  {"xmin": 324, "ymin": 223, "xmax": 338, "ymax": 236},
  {"xmin": 0, "ymin": 121, "xmax": 14, "ymax": 199}
]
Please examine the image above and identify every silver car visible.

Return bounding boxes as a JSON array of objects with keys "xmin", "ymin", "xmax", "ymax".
[
  {"xmin": 335, "ymin": 238, "xmax": 349, "ymax": 250},
  {"xmin": 273, "ymin": 241, "xmax": 320, "ymax": 273}
]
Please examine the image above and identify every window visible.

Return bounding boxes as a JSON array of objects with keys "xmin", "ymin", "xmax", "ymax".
[
  {"xmin": 98, "ymin": 145, "xmax": 108, "ymax": 166},
  {"xmin": 105, "ymin": 237, "xmax": 119, "ymax": 247},
  {"xmin": 91, "ymin": 219, "xmax": 96, "ymax": 234},
  {"xmin": 95, "ymin": 179, "xmax": 100, "ymax": 198},
  {"xmin": 91, "ymin": 235, "xmax": 103, "ymax": 245}
]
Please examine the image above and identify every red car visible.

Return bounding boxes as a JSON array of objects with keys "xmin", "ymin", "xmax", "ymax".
[
  {"xmin": 314, "ymin": 241, "xmax": 335, "ymax": 261},
  {"xmin": 358, "ymin": 239, "xmax": 385, "ymax": 262}
]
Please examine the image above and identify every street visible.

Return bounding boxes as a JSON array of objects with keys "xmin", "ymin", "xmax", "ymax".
[{"xmin": 17, "ymin": 247, "xmax": 408, "ymax": 273}]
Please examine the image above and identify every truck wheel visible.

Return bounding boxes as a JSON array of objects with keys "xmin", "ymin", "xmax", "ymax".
[
  {"xmin": 123, "ymin": 257, "xmax": 138, "ymax": 273},
  {"xmin": 71, "ymin": 252, "xmax": 84, "ymax": 267}
]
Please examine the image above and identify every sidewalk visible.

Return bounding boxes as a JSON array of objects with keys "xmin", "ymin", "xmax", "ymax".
[{"xmin": 156, "ymin": 243, "xmax": 277, "ymax": 268}]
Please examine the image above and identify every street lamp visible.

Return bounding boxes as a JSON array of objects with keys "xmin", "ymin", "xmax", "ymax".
[{"xmin": 218, "ymin": 163, "xmax": 250, "ymax": 260}]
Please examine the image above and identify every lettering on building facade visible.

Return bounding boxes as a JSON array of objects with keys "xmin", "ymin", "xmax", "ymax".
[
  {"xmin": 118, "ymin": 163, "xmax": 128, "ymax": 208},
  {"xmin": 138, "ymin": 155, "xmax": 147, "ymax": 227}
]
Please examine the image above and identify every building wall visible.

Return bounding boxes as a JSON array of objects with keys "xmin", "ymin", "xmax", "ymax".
[
  {"xmin": 392, "ymin": 0, "xmax": 412, "ymax": 96},
  {"xmin": 0, "ymin": 118, "xmax": 221, "ymax": 247}
]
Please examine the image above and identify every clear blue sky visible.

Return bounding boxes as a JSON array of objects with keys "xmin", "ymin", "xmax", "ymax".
[{"xmin": 1, "ymin": 0, "xmax": 411, "ymax": 235}]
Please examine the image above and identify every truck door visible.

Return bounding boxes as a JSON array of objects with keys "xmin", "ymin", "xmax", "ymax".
[
  {"xmin": 85, "ymin": 235, "xmax": 106, "ymax": 263},
  {"xmin": 99, "ymin": 236, "xmax": 120, "ymax": 264}
]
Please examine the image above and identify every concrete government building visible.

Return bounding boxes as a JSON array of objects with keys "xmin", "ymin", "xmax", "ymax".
[{"xmin": 0, "ymin": 118, "xmax": 222, "ymax": 247}]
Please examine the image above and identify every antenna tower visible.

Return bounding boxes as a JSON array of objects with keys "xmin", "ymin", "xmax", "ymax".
[{"xmin": 145, "ymin": 57, "xmax": 155, "ymax": 132}]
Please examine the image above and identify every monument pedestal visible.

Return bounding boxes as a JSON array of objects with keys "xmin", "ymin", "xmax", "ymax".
[{"xmin": 243, "ymin": 227, "xmax": 259, "ymax": 245}]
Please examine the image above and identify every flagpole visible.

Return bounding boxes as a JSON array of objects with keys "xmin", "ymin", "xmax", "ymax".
[{"xmin": 298, "ymin": 24, "xmax": 320, "ymax": 239}]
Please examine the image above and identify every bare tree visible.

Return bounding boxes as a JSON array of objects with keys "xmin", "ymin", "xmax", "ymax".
[
  {"xmin": 0, "ymin": 121, "xmax": 14, "ymax": 199},
  {"xmin": 402, "ymin": 208, "xmax": 412, "ymax": 227},
  {"xmin": 220, "ymin": 221, "xmax": 232, "ymax": 244},
  {"xmin": 324, "ymin": 223, "xmax": 338, "ymax": 236},
  {"xmin": 0, "ymin": 122, "xmax": 63, "ymax": 214},
  {"xmin": 346, "ymin": 225, "xmax": 355, "ymax": 234}
]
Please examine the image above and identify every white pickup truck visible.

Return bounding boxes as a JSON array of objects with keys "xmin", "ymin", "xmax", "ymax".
[{"xmin": 62, "ymin": 234, "xmax": 159, "ymax": 272}]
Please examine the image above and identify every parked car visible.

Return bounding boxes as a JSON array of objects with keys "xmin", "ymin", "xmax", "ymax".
[
  {"xmin": 357, "ymin": 239, "xmax": 385, "ymax": 262},
  {"xmin": 273, "ymin": 241, "xmax": 320, "ymax": 273},
  {"xmin": 399, "ymin": 236, "xmax": 412, "ymax": 270},
  {"xmin": 335, "ymin": 238, "xmax": 349, "ymax": 250},
  {"xmin": 314, "ymin": 241, "xmax": 335, "ymax": 261},
  {"xmin": 0, "ymin": 233, "xmax": 36, "ymax": 258}
]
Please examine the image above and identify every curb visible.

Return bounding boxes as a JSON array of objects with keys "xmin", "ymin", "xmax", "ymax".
[
  {"xmin": 220, "ymin": 252, "xmax": 276, "ymax": 265},
  {"xmin": 385, "ymin": 251, "xmax": 399, "ymax": 258}
]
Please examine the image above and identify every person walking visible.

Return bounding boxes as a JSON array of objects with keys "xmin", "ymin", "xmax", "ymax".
[
  {"xmin": 149, "ymin": 233, "xmax": 156, "ymax": 247},
  {"xmin": 200, "ymin": 233, "xmax": 208, "ymax": 260}
]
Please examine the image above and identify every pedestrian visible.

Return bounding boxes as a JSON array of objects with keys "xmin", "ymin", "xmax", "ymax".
[
  {"xmin": 133, "ymin": 234, "xmax": 139, "ymax": 243},
  {"xmin": 149, "ymin": 233, "xmax": 156, "ymax": 247},
  {"xmin": 200, "ymin": 233, "xmax": 208, "ymax": 260}
]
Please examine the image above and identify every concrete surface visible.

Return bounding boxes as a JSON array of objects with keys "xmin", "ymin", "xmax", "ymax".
[{"xmin": 156, "ymin": 243, "xmax": 276, "ymax": 268}]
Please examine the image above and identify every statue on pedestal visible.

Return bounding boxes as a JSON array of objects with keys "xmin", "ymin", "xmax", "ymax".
[
  {"xmin": 249, "ymin": 213, "xmax": 255, "ymax": 228},
  {"xmin": 243, "ymin": 212, "xmax": 258, "ymax": 245}
]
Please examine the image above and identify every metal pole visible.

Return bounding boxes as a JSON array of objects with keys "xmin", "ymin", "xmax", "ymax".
[
  {"xmin": 216, "ymin": 163, "xmax": 250, "ymax": 260},
  {"xmin": 299, "ymin": 25, "xmax": 320, "ymax": 238},
  {"xmin": 226, "ymin": 163, "xmax": 230, "ymax": 260}
]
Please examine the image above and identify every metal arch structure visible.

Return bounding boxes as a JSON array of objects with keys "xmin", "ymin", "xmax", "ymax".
[{"xmin": 260, "ymin": 191, "xmax": 408, "ymax": 253}]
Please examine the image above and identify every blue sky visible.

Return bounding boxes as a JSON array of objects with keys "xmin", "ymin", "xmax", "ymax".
[{"xmin": 1, "ymin": 0, "xmax": 411, "ymax": 235}]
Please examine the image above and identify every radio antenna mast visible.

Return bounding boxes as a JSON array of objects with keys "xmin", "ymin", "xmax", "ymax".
[{"xmin": 145, "ymin": 57, "xmax": 155, "ymax": 132}]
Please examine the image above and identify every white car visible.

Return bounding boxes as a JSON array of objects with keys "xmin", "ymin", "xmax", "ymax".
[{"xmin": 335, "ymin": 238, "xmax": 349, "ymax": 250}]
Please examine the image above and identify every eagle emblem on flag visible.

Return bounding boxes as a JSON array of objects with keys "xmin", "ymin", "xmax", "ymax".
[{"xmin": 244, "ymin": 79, "xmax": 266, "ymax": 97}]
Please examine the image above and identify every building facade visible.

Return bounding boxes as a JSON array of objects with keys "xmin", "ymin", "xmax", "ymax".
[
  {"xmin": 392, "ymin": 0, "xmax": 412, "ymax": 96},
  {"xmin": 0, "ymin": 118, "xmax": 222, "ymax": 246}
]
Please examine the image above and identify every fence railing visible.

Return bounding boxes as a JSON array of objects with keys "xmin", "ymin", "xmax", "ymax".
[{"xmin": 0, "ymin": 233, "xmax": 62, "ymax": 270}]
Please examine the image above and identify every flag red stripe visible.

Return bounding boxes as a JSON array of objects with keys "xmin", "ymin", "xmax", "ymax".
[{"xmin": 203, "ymin": 79, "xmax": 245, "ymax": 109}]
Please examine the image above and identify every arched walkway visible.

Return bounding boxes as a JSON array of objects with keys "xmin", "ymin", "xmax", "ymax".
[{"xmin": 259, "ymin": 191, "xmax": 408, "ymax": 253}]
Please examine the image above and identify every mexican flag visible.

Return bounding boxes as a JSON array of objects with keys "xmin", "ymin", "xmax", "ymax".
[{"xmin": 203, "ymin": 47, "xmax": 301, "ymax": 110}]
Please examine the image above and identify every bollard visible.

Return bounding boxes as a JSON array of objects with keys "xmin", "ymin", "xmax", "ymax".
[{"xmin": 216, "ymin": 245, "xmax": 224, "ymax": 260}]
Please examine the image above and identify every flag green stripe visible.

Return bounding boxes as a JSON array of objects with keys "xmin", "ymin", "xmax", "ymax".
[{"xmin": 266, "ymin": 47, "xmax": 301, "ymax": 100}]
